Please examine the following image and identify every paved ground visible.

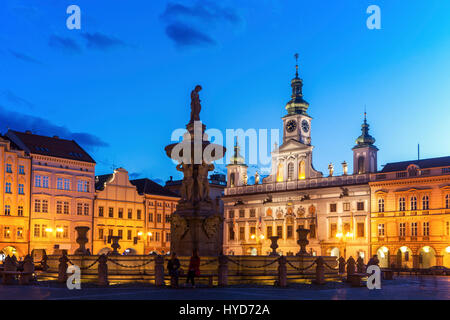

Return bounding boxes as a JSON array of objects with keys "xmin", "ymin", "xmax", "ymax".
[{"xmin": 0, "ymin": 276, "xmax": 448, "ymax": 300}]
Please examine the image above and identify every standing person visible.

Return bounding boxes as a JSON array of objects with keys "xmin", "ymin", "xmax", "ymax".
[
  {"xmin": 167, "ymin": 252, "xmax": 181, "ymax": 288},
  {"xmin": 186, "ymin": 249, "xmax": 200, "ymax": 288}
]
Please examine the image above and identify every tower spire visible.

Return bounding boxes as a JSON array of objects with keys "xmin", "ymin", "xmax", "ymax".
[
  {"xmin": 285, "ymin": 53, "xmax": 309, "ymax": 115},
  {"xmin": 294, "ymin": 53, "xmax": 299, "ymax": 78}
]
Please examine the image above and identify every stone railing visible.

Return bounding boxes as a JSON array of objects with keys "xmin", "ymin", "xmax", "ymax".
[{"xmin": 225, "ymin": 174, "xmax": 370, "ymax": 196}]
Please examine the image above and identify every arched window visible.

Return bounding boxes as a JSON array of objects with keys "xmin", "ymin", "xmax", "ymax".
[
  {"xmin": 287, "ymin": 163, "xmax": 294, "ymax": 181},
  {"xmin": 230, "ymin": 173, "xmax": 235, "ymax": 187},
  {"xmin": 298, "ymin": 160, "xmax": 306, "ymax": 180},
  {"xmin": 446, "ymin": 194, "xmax": 450, "ymax": 209},
  {"xmin": 422, "ymin": 195, "xmax": 429, "ymax": 210},
  {"xmin": 358, "ymin": 156, "xmax": 365, "ymax": 174},
  {"xmin": 378, "ymin": 199, "xmax": 385, "ymax": 212},
  {"xmin": 276, "ymin": 163, "xmax": 283, "ymax": 182},
  {"xmin": 410, "ymin": 196, "xmax": 417, "ymax": 211},
  {"xmin": 399, "ymin": 197, "xmax": 406, "ymax": 211}
]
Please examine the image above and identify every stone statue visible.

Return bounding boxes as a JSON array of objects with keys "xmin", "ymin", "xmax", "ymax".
[
  {"xmin": 176, "ymin": 163, "xmax": 194, "ymax": 202},
  {"xmin": 255, "ymin": 171, "xmax": 260, "ymax": 184},
  {"xmin": 328, "ymin": 163, "xmax": 334, "ymax": 176},
  {"xmin": 189, "ymin": 85, "xmax": 202, "ymax": 123},
  {"xmin": 243, "ymin": 173, "xmax": 248, "ymax": 185},
  {"xmin": 171, "ymin": 214, "xmax": 188, "ymax": 241},
  {"xmin": 203, "ymin": 215, "xmax": 223, "ymax": 239},
  {"xmin": 197, "ymin": 161, "xmax": 214, "ymax": 201}
]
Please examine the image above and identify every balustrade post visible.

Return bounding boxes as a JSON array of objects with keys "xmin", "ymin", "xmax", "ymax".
[
  {"xmin": 338, "ymin": 256, "xmax": 346, "ymax": 274},
  {"xmin": 20, "ymin": 254, "xmax": 34, "ymax": 285},
  {"xmin": 356, "ymin": 256, "xmax": 365, "ymax": 273},
  {"xmin": 58, "ymin": 252, "xmax": 69, "ymax": 283},
  {"xmin": 277, "ymin": 256, "xmax": 287, "ymax": 287},
  {"xmin": 154, "ymin": 255, "xmax": 165, "ymax": 286},
  {"xmin": 218, "ymin": 254, "xmax": 228, "ymax": 287},
  {"xmin": 98, "ymin": 254, "xmax": 109, "ymax": 286},
  {"xmin": 314, "ymin": 257, "xmax": 325, "ymax": 285},
  {"xmin": 346, "ymin": 256, "xmax": 356, "ymax": 282},
  {"xmin": 2, "ymin": 256, "xmax": 17, "ymax": 285}
]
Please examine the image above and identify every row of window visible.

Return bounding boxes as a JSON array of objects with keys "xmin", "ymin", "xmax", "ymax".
[
  {"xmin": 329, "ymin": 222, "xmax": 366, "ymax": 238},
  {"xmin": 330, "ymin": 202, "xmax": 365, "ymax": 213},
  {"xmin": 377, "ymin": 222, "xmax": 433, "ymax": 237},
  {"xmin": 5, "ymin": 164, "xmax": 26, "ymax": 174},
  {"xmin": 98, "ymin": 228, "xmax": 170, "ymax": 242},
  {"xmin": 4, "ymin": 182, "xmax": 25, "ymax": 194},
  {"xmin": 34, "ymin": 199, "xmax": 90, "ymax": 215},
  {"xmin": 378, "ymin": 195, "xmax": 445, "ymax": 212},
  {"xmin": 4, "ymin": 205, "xmax": 24, "ymax": 216},
  {"xmin": 1, "ymin": 226, "xmax": 24, "ymax": 239},
  {"xmin": 148, "ymin": 201, "xmax": 175, "ymax": 209},
  {"xmin": 228, "ymin": 224, "xmax": 317, "ymax": 241},
  {"xmin": 228, "ymin": 209, "xmax": 257, "ymax": 219},
  {"xmin": 98, "ymin": 207, "xmax": 142, "ymax": 220},
  {"xmin": 35, "ymin": 175, "xmax": 90, "ymax": 192},
  {"xmin": 33, "ymin": 224, "xmax": 69, "ymax": 238},
  {"xmin": 148, "ymin": 213, "xmax": 170, "ymax": 223}
]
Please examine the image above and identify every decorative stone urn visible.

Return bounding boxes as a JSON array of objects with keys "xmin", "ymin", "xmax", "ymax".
[
  {"xmin": 74, "ymin": 226, "xmax": 90, "ymax": 255},
  {"xmin": 296, "ymin": 227, "xmax": 310, "ymax": 256},
  {"xmin": 109, "ymin": 236, "xmax": 121, "ymax": 255},
  {"xmin": 269, "ymin": 236, "xmax": 279, "ymax": 256}
]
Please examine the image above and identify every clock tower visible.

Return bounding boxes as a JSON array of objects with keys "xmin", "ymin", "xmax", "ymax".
[{"xmin": 282, "ymin": 54, "xmax": 312, "ymax": 145}]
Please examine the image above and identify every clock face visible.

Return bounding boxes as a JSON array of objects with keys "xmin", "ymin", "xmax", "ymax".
[
  {"xmin": 286, "ymin": 120, "xmax": 297, "ymax": 133},
  {"xmin": 301, "ymin": 120, "xmax": 310, "ymax": 133}
]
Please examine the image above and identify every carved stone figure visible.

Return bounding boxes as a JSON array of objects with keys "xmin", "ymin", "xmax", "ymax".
[
  {"xmin": 177, "ymin": 163, "xmax": 194, "ymax": 202},
  {"xmin": 203, "ymin": 215, "xmax": 223, "ymax": 239},
  {"xmin": 243, "ymin": 173, "xmax": 248, "ymax": 185},
  {"xmin": 254, "ymin": 172, "xmax": 260, "ymax": 184},
  {"xmin": 189, "ymin": 85, "xmax": 202, "ymax": 123},
  {"xmin": 197, "ymin": 161, "xmax": 214, "ymax": 201},
  {"xmin": 328, "ymin": 162, "xmax": 334, "ymax": 176},
  {"xmin": 171, "ymin": 214, "xmax": 188, "ymax": 241}
]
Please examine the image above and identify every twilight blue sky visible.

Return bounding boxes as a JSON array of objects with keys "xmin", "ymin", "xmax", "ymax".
[{"xmin": 1, "ymin": 0, "xmax": 450, "ymax": 183}]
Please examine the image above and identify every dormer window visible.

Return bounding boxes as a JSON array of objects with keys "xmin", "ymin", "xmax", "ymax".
[{"xmin": 407, "ymin": 165, "xmax": 418, "ymax": 177}]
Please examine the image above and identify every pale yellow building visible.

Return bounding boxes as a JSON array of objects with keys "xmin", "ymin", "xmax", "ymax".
[
  {"xmin": 130, "ymin": 178, "xmax": 179, "ymax": 254},
  {"xmin": 6, "ymin": 130, "xmax": 96, "ymax": 255},
  {"xmin": 94, "ymin": 168, "xmax": 145, "ymax": 255},
  {"xmin": 0, "ymin": 135, "xmax": 31, "ymax": 258},
  {"xmin": 370, "ymin": 157, "xmax": 450, "ymax": 268}
]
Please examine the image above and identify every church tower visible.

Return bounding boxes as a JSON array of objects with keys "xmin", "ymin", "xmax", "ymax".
[
  {"xmin": 352, "ymin": 113, "xmax": 378, "ymax": 174},
  {"xmin": 226, "ymin": 140, "xmax": 248, "ymax": 187},
  {"xmin": 282, "ymin": 53, "xmax": 312, "ymax": 145}
]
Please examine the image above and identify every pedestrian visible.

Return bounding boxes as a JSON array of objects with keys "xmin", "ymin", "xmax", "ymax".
[
  {"xmin": 186, "ymin": 249, "xmax": 200, "ymax": 288},
  {"xmin": 167, "ymin": 252, "xmax": 181, "ymax": 288}
]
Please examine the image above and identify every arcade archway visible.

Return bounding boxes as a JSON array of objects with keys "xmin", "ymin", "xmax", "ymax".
[
  {"xmin": 376, "ymin": 246, "xmax": 389, "ymax": 268},
  {"xmin": 419, "ymin": 246, "xmax": 436, "ymax": 268}
]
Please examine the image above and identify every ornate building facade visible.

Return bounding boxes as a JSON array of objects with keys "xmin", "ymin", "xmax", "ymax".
[
  {"xmin": 94, "ymin": 168, "xmax": 145, "ymax": 255},
  {"xmin": 130, "ymin": 178, "xmax": 179, "ymax": 254},
  {"xmin": 223, "ymin": 63, "xmax": 375, "ymax": 260},
  {"xmin": 370, "ymin": 157, "xmax": 450, "ymax": 268},
  {"xmin": 5, "ymin": 130, "xmax": 96, "ymax": 255},
  {"xmin": 0, "ymin": 135, "xmax": 31, "ymax": 258}
]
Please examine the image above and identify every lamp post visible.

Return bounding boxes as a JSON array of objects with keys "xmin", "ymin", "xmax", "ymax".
[
  {"xmin": 249, "ymin": 234, "xmax": 265, "ymax": 255},
  {"xmin": 335, "ymin": 231, "xmax": 353, "ymax": 259}
]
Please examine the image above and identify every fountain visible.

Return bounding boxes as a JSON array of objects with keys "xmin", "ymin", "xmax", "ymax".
[{"xmin": 165, "ymin": 85, "xmax": 226, "ymax": 256}]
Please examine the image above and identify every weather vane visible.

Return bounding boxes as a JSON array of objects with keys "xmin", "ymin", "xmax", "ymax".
[{"xmin": 294, "ymin": 53, "xmax": 299, "ymax": 77}]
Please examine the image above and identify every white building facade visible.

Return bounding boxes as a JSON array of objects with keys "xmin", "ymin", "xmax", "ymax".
[{"xmin": 223, "ymin": 63, "xmax": 378, "ymax": 261}]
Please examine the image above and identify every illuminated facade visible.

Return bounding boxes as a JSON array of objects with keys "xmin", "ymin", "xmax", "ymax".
[
  {"xmin": 0, "ymin": 135, "xmax": 31, "ymax": 258},
  {"xmin": 223, "ymin": 63, "xmax": 374, "ymax": 260},
  {"xmin": 131, "ymin": 178, "xmax": 179, "ymax": 254},
  {"xmin": 5, "ymin": 130, "xmax": 96, "ymax": 255},
  {"xmin": 94, "ymin": 168, "xmax": 145, "ymax": 255},
  {"xmin": 370, "ymin": 158, "xmax": 450, "ymax": 268}
]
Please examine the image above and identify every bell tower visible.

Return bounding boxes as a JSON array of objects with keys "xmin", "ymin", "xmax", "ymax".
[
  {"xmin": 282, "ymin": 53, "xmax": 312, "ymax": 145},
  {"xmin": 226, "ymin": 140, "xmax": 248, "ymax": 187},
  {"xmin": 352, "ymin": 112, "xmax": 378, "ymax": 174}
]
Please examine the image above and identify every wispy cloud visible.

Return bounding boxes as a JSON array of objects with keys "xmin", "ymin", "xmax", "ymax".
[
  {"xmin": 0, "ymin": 105, "xmax": 108, "ymax": 149},
  {"xmin": 80, "ymin": 32, "xmax": 127, "ymax": 51},
  {"xmin": 160, "ymin": 1, "xmax": 241, "ymax": 48},
  {"xmin": 165, "ymin": 22, "xmax": 216, "ymax": 47},
  {"xmin": 9, "ymin": 50, "xmax": 43, "ymax": 65},
  {"xmin": 1, "ymin": 90, "xmax": 34, "ymax": 109},
  {"xmin": 48, "ymin": 35, "xmax": 82, "ymax": 54}
]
